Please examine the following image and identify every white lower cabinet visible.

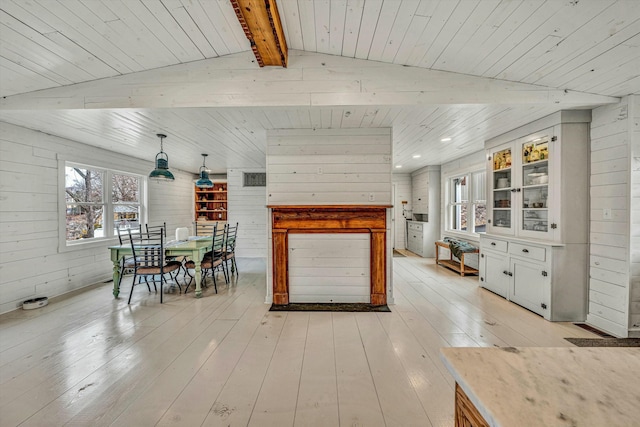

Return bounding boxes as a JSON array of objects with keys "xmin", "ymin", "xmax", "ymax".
[
  {"xmin": 480, "ymin": 250, "xmax": 509, "ymax": 299},
  {"xmin": 479, "ymin": 235, "xmax": 586, "ymax": 321},
  {"xmin": 406, "ymin": 220, "xmax": 437, "ymax": 257},
  {"xmin": 407, "ymin": 222, "xmax": 423, "ymax": 255},
  {"xmin": 510, "ymin": 259, "xmax": 550, "ymax": 316}
]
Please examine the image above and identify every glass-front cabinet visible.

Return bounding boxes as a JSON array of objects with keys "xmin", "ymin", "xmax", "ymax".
[
  {"xmin": 487, "ymin": 128, "xmax": 555, "ymax": 240},
  {"xmin": 490, "ymin": 147, "xmax": 513, "ymax": 233},
  {"xmin": 520, "ymin": 137, "xmax": 550, "ymax": 237}
]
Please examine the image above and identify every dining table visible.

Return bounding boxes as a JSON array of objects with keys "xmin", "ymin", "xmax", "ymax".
[{"xmin": 109, "ymin": 236, "xmax": 213, "ymax": 299}]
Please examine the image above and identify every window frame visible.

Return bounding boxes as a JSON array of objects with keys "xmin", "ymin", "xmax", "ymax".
[
  {"xmin": 445, "ymin": 168, "xmax": 486, "ymax": 240},
  {"xmin": 59, "ymin": 159, "xmax": 147, "ymax": 251}
]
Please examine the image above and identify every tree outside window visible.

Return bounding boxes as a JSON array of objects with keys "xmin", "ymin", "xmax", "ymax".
[{"xmin": 66, "ymin": 167, "xmax": 104, "ymax": 240}]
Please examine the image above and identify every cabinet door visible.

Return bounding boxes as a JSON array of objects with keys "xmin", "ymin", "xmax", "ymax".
[
  {"xmin": 480, "ymin": 251, "xmax": 509, "ymax": 298},
  {"xmin": 518, "ymin": 131, "xmax": 556, "ymax": 241},
  {"xmin": 487, "ymin": 144, "xmax": 515, "ymax": 236},
  {"xmin": 408, "ymin": 233, "xmax": 423, "ymax": 256},
  {"xmin": 411, "ymin": 173, "xmax": 429, "ymax": 213},
  {"xmin": 510, "ymin": 258, "xmax": 550, "ymax": 317}
]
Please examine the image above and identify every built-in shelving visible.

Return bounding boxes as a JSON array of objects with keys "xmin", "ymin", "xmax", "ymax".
[{"xmin": 195, "ymin": 182, "xmax": 227, "ymax": 223}]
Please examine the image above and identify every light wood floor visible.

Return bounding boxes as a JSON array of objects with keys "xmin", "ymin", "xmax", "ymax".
[{"xmin": 0, "ymin": 257, "xmax": 599, "ymax": 427}]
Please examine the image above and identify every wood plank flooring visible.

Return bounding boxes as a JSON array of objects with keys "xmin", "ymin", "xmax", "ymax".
[{"xmin": 0, "ymin": 257, "xmax": 599, "ymax": 427}]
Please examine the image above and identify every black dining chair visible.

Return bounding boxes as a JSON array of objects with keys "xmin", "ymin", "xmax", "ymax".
[
  {"xmin": 223, "ymin": 222, "xmax": 239, "ymax": 279},
  {"xmin": 127, "ymin": 227, "xmax": 182, "ymax": 304},
  {"xmin": 115, "ymin": 225, "xmax": 142, "ymax": 294},
  {"xmin": 184, "ymin": 223, "xmax": 227, "ymax": 293},
  {"xmin": 146, "ymin": 222, "xmax": 187, "ymax": 277}
]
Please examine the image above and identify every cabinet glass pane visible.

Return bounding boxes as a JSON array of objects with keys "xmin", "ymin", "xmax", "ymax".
[
  {"xmin": 522, "ymin": 162, "xmax": 549, "ymax": 188},
  {"xmin": 492, "ymin": 147, "xmax": 512, "ymax": 230},
  {"xmin": 522, "ymin": 138, "xmax": 549, "ymax": 164},
  {"xmin": 520, "ymin": 136, "xmax": 550, "ymax": 234},
  {"xmin": 493, "ymin": 209, "xmax": 511, "ymax": 228},
  {"xmin": 522, "ymin": 209, "xmax": 548, "ymax": 232},
  {"xmin": 493, "ymin": 148, "xmax": 512, "ymax": 171}
]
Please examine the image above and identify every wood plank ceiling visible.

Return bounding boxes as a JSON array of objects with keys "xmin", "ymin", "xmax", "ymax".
[{"xmin": 0, "ymin": 0, "xmax": 638, "ymax": 174}]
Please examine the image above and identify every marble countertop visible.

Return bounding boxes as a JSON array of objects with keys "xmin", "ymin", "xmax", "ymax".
[{"xmin": 440, "ymin": 347, "xmax": 640, "ymax": 427}]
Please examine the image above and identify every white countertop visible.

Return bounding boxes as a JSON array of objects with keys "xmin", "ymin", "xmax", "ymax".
[{"xmin": 440, "ymin": 347, "xmax": 640, "ymax": 427}]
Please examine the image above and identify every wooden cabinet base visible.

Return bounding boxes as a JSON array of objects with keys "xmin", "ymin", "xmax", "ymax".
[{"xmin": 455, "ymin": 383, "xmax": 489, "ymax": 427}]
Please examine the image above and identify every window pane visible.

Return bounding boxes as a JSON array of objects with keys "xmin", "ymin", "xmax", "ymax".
[
  {"xmin": 450, "ymin": 204, "xmax": 468, "ymax": 231},
  {"xmin": 112, "ymin": 174, "xmax": 140, "ymax": 203},
  {"xmin": 66, "ymin": 205, "xmax": 104, "ymax": 241},
  {"xmin": 451, "ymin": 176, "xmax": 468, "ymax": 203},
  {"xmin": 472, "ymin": 171, "xmax": 486, "ymax": 202},
  {"xmin": 474, "ymin": 203, "xmax": 487, "ymax": 233},
  {"xmin": 65, "ymin": 167, "xmax": 103, "ymax": 203},
  {"xmin": 114, "ymin": 205, "xmax": 141, "ymax": 231}
]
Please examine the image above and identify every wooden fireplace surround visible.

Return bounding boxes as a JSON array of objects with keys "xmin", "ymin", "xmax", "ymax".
[{"xmin": 268, "ymin": 205, "xmax": 391, "ymax": 306}]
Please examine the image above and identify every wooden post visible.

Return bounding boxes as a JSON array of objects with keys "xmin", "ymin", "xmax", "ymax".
[
  {"xmin": 272, "ymin": 229, "xmax": 289, "ymax": 305},
  {"xmin": 370, "ymin": 229, "xmax": 386, "ymax": 306}
]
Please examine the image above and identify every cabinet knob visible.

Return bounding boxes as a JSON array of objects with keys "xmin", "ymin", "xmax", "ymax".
[
  {"xmin": 508, "ymin": 272, "xmax": 513, "ymax": 277},
  {"xmin": 490, "ymin": 242, "xmax": 496, "ymax": 246},
  {"xmin": 503, "ymin": 270, "xmax": 509, "ymax": 275},
  {"xmin": 522, "ymin": 248, "xmax": 529, "ymax": 253}
]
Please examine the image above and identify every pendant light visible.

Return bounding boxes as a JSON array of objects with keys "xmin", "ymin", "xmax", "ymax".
[
  {"xmin": 195, "ymin": 153, "xmax": 213, "ymax": 188},
  {"xmin": 149, "ymin": 133, "xmax": 175, "ymax": 182}
]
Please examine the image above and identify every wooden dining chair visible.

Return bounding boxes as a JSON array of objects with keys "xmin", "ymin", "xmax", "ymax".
[
  {"xmin": 184, "ymin": 223, "xmax": 227, "ymax": 293},
  {"xmin": 127, "ymin": 227, "xmax": 182, "ymax": 304}
]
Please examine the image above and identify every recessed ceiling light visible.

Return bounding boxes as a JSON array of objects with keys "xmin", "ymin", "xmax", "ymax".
[
  {"xmin": 441, "ymin": 137, "xmax": 452, "ymax": 142},
  {"xmin": 395, "ymin": 165, "xmax": 403, "ymax": 168},
  {"xmin": 412, "ymin": 154, "xmax": 421, "ymax": 159}
]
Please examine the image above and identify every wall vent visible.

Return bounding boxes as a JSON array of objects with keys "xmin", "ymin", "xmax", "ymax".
[{"xmin": 243, "ymin": 172, "xmax": 266, "ymax": 187}]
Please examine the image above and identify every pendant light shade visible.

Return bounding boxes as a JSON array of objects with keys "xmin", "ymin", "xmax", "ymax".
[
  {"xmin": 149, "ymin": 133, "xmax": 175, "ymax": 182},
  {"xmin": 195, "ymin": 153, "xmax": 213, "ymax": 188}
]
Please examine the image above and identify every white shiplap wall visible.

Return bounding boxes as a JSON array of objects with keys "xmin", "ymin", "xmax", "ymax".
[
  {"xmin": 227, "ymin": 168, "xmax": 267, "ymax": 258},
  {"xmin": 588, "ymin": 98, "xmax": 633, "ymax": 337},
  {"xmin": 0, "ymin": 122, "xmax": 193, "ymax": 314},
  {"xmin": 289, "ymin": 234, "xmax": 370, "ymax": 303},
  {"xmin": 630, "ymin": 95, "xmax": 640, "ymax": 335},
  {"xmin": 267, "ymin": 128, "xmax": 392, "ymax": 204},
  {"xmin": 266, "ymin": 128, "xmax": 392, "ymax": 304},
  {"xmin": 392, "ymin": 174, "xmax": 411, "ymax": 249}
]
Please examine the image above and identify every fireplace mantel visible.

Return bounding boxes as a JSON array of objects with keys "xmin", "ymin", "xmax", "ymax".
[{"xmin": 268, "ymin": 205, "xmax": 392, "ymax": 306}]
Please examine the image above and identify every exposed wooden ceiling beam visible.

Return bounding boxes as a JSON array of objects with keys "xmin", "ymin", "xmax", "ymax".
[{"xmin": 231, "ymin": 0, "xmax": 288, "ymax": 67}]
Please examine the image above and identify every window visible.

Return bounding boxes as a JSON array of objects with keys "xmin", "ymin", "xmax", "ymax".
[
  {"xmin": 447, "ymin": 170, "xmax": 486, "ymax": 236},
  {"xmin": 64, "ymin": 163, "xmax": 144, "ymax": 243}
]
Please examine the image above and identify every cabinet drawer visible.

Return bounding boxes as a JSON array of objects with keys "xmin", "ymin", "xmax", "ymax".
[
  {"xmin": 408, "ymin": 222, "xmax": 423, "ymax": 231},
  {"xmin": 481, "ymin": 238, "xmax": 508, "ymax": 253},
  {"xmin": 509, "ymin": 243, "xmax": 546, "ymax": 262}
]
